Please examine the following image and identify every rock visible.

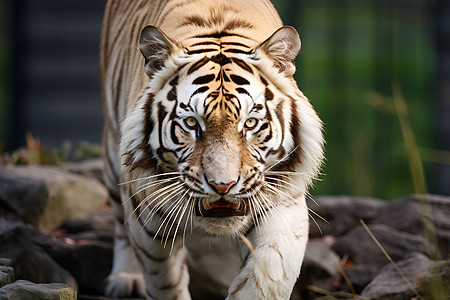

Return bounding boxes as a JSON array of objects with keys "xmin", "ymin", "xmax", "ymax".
[
  {"xmin": 61, "ymin": 209, "xmax": 115, "ymax": 234},
  {"xmin": 65, "ymin": 158, "xmax": 104, "ymax": 184},
  {"xmin": 4, "ymin": 165, "xmax": 109, "ymax": 231},
  {"xmin": 371, "ymin": 194, "xmax": 450, "ymax": 258},
  {"xmin": 361, "ymin": 252, "xmax": 432, "ymax": 300},
  {"xmin": 341, "ymin": 264, "xmax": 379, "ymax": 294},
  {"xmin": 303, "ymin": 239, "xmax": 341, "ymax": 287},
  {"xmin": 0, "ymin": 258, "xmax": 14, "ymax": 288},
  {"xmin": 296, "ymin": 239, "xmax": 341, "ymax": 299},
  {"xmin": 419, "ymin": 258, "xmax": 450, "ymax": 300},
  {"xmin": 33, "ymin": 232, "xmax": 113, "ymax": 294},
  {"xmin": 186, "ymin": 234, "xmax": 241, "ymax": 300},
  {"xmin": 332, "ymin": 224, "xmax": 429, "ymax": 269},
  {"xmin": 0, "ymin": 279, "xmax": 77, "ymax": 300},
  {"xmin": 308, "ymin": 196, "xmax": 385, "ymax": 238},
  {"xmin": 0, "ymin": 217, "xmax": 77, "ymax": 288},
  {"xmin": 0, "ymin": 169, "xmax": 48, "ymax": 226}
]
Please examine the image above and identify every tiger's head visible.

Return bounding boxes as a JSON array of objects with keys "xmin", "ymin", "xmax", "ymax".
[{"xmin": 120, "ymin": 26, "xmax": 323, "ymax": 237}]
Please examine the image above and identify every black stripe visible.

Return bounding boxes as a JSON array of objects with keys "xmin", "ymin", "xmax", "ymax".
[
  {"xmin": 192, "ymin": 32, "xmax": 250, "ymax": 39},
  {"xmin": 230, "ymin": 74, "xmax": 250, "ymax": 85},
  {"xmin": 236, "ymin": 87, "xmax": 250, "ymax": 95},
  {"xmin": 186, "ymin": 48, "xmax": 216, "ymax": 55},
  {"xmin": 193, "ymin": 74, "xmax": 215, "ymax": 85},
  {"xmin": 232, "ymin": 58, "xmax": 253, "ymax": 74},
  {"xmin": 251, "ymin": 104, "xmax": 264, "ymax": 112},
  {"xmin": 192, "ymin": 86, "xmax": 209, "ymax": 96},
  {"xmin": 167, "ymin": 86, "xmax": 177, "ymax": 101},
  {"xmin": 224, "ymin": 19, "xmax": 254, "ymax": 30},
  {"xmin": 223, "ymin": 48, "xmax": 253, "ymax": 54},
  {"xmin": 263, "ymin": 131, "xmax": 273, "ymax": 143},
  {"xmin": 260, "ymin": 75, "xmax": 268, "ymax": 86},
  {"xmin": 276, "ymin": 101, "xmax": 285, "ymax": 148},
  {"xmin": 211, "ymin": 53, "xmax": 231, "ymax": 66},
  {"xmin": 221, "ymin": 41, "xmax": 251, "ymax": 48},
  {"xmin": 191, "ymin": 41, "xmax": 221, "ymax": 47},
  {"xmin": 255, "ymin": 122, "xmax": 269, "ymax": 133},
  {"xmin": 243, "ymin": 172, "xmax": 257, "ymax": 186},
  {"xmin": 187, "ymin": 56, "xmax": 210, "ymax": 75},
  {"xmin": 265, "ymin": 87, "xmax": 274, "ymax": 101},
  {"xmin": 169, "ymin": 75, "xmax": 179, "ymax": 86},
  {"xmin": 170, "ymin": 122, "xmax": 182, "ymax": 145},
  {"xmin": 181, "ymin": 15, "xmax": 207, "ymax": 27},
  {"xmin": 133, "ymin": 238, "xmax": 168, "ymax": 262}
]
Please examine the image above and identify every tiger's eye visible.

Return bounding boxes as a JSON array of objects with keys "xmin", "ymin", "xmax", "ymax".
[
  {"xmin": 184, "ymin": 117, "xmax": 198, "ymax": 129},
  {"xmin": 244, "ymin": 118, "xmax": 258, "ymax": 129}
]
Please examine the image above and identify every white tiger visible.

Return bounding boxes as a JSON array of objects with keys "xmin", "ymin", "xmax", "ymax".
[{"xmin": 99, "ymin": 0, "xmax": 324, "ymax": 299}]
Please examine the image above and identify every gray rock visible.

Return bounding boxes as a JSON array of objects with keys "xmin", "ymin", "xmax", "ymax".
[
  {"xmin": 332, "ymin": 224, "xmax": 429, "ymax": 269},
  {"xmin": 0, "ymin": 279, "xmax": 77, "ymax": 300},
  {"xmin": 371, "ymin": 194, "xmax": 450, "ymax": 258},
  {"xmin": 361, "ymin": 252, "xmax": 432, "ymax": 300},
  {"xmin": 418, "ymin": 258, "xmax": 450, "ymax": 300},
  {"xmin": 64, "ymin": 158, "xmax": 104, "ymax": 184},
  {"xmin": 61, "ymin": 209, "xmax": 115, "ymax": 234},
  {"xmin": 32, "ymin": 232, "xmax": 113, "ymax": 294},
  {"xmin": 341, "ymin": 264, "xmax": 379, "ymax": 294},
  {"xmin": 308, "ymin": 196, "xmax": 385, "ymax": 238},
  {"xmin": 296, "ymin": 239, "xmax": 341, "ymax": 299},
  {"xmin": 4, "ymin": 165, "xmax": 109, "ymax": 231},
  {"xmin": 303, "ymin": 239, "xmax": 341, "ymax": 287},
  {"xmin": 0, "ymin": 169, "xmax": 48, "ymax": 226},
  {"xmin": 0, "ymin": 218, "xmax": 77, "ymax": 288},
  {"xmin": 0, "ymin": 258, "xmax": 14, "ymax": 288}
]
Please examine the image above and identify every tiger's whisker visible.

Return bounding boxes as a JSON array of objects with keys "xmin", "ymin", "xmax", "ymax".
[
  {"xmin": 133, "ymin": 185, "xmax": 185, "ymax": 225},
  {"xmin": 170, "ymin": 192, "xmax": 192, "ymax": 253},
  {"xmin": 137, "ymin": 180, "xmax": 183, "ymax": 207},
  {"xmin": 246, "ymin": 190, "xmax": 261, "ymax": 235},
  {"xmin": 124, "ymin": 177, "xmax": 181, "ymax": 206},
  {"xmin": 265, "ymin": 174, "xmax": 320, "ymax": 207},
  {"xmin": 119, "ymin": 172, "xmax": 181, "ymax": 185},
  {"xmin": 135, "ymin": 181, "xmax": 183, "ymax": 216},
  {"xmin": 264, "ymin": 145, "xmax": 300, "ymax": 173},
  {"xmin": 182, "ymin": 193, "xmax": 195, "ymax": 247},
  {"xmin": 252, "ymin": 191, "xmax": 269, "ymax": 227},
  {"xmin": 263, "ymin": 182, "xmax": 328, "ymax": 226},
  {"xmin": 143, "ymin": 185, "xmax": 186, "ymax": 225},
  {"xmin": 163, "ymin": 189, "xmax": 190, "ymax": 248},
  {"xmin": 152, "ymin": 188, "xmax": 189, "ymax": 242},
  {"xmin": 125, "ymin": 184, "xmax": 181, "ymax": 224}
]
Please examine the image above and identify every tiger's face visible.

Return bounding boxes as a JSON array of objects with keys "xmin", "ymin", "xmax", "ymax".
[{"xmin": 121, "ymin": 26, "xmax": 323, "ymax": 237}]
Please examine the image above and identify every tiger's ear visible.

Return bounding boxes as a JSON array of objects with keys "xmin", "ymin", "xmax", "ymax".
[
  {"xmin": 139, "ymin": 25, "xmax": 177, "ymax": 76},
  {"xmin": 257, "ymin": 26, "xmax": 301, "ymax": 75}
]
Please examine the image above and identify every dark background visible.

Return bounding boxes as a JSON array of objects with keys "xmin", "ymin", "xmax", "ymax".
[{"xmin": 1, "ymin": 0, "xmax": 449, "ymax": 199}]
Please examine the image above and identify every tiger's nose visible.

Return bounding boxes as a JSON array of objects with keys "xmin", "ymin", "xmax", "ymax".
[{"xmin": 208, "ymin": 180, "xmax": 237, "ymax": 194}]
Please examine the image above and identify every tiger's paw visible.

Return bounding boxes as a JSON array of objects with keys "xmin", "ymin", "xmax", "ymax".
[{"xmin": 104, "ymin": 271, "xmax": 146, "ymax": 298}]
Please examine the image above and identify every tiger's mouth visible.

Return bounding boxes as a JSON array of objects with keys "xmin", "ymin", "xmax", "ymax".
[{"xmin": 196, "ymin": 199, "xmax": 247, "ymax": 217}]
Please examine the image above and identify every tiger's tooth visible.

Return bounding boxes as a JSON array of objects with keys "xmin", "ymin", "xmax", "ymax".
[{"xmin": 203, "ymin": 202, "xmax": 213, "ymax": 211}]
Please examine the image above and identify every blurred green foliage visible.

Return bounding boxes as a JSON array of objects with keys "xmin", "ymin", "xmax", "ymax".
[{"xmin": 273, "ymin": 0, "xmax": 435, "ymax": 199}]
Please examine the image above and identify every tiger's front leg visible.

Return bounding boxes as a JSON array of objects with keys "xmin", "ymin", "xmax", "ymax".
[
  {"xmin": 227, "ymin": 197, "xmax": 309, "ymax": 300},
  {"xmin": 125, "ymin": 208, "xmax": 191, "ymax": 300}
]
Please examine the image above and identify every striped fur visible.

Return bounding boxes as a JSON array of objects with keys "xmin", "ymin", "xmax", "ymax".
[{"xmin": 100, "ymin": 0, "xmax": 324, "ymax": 299}]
